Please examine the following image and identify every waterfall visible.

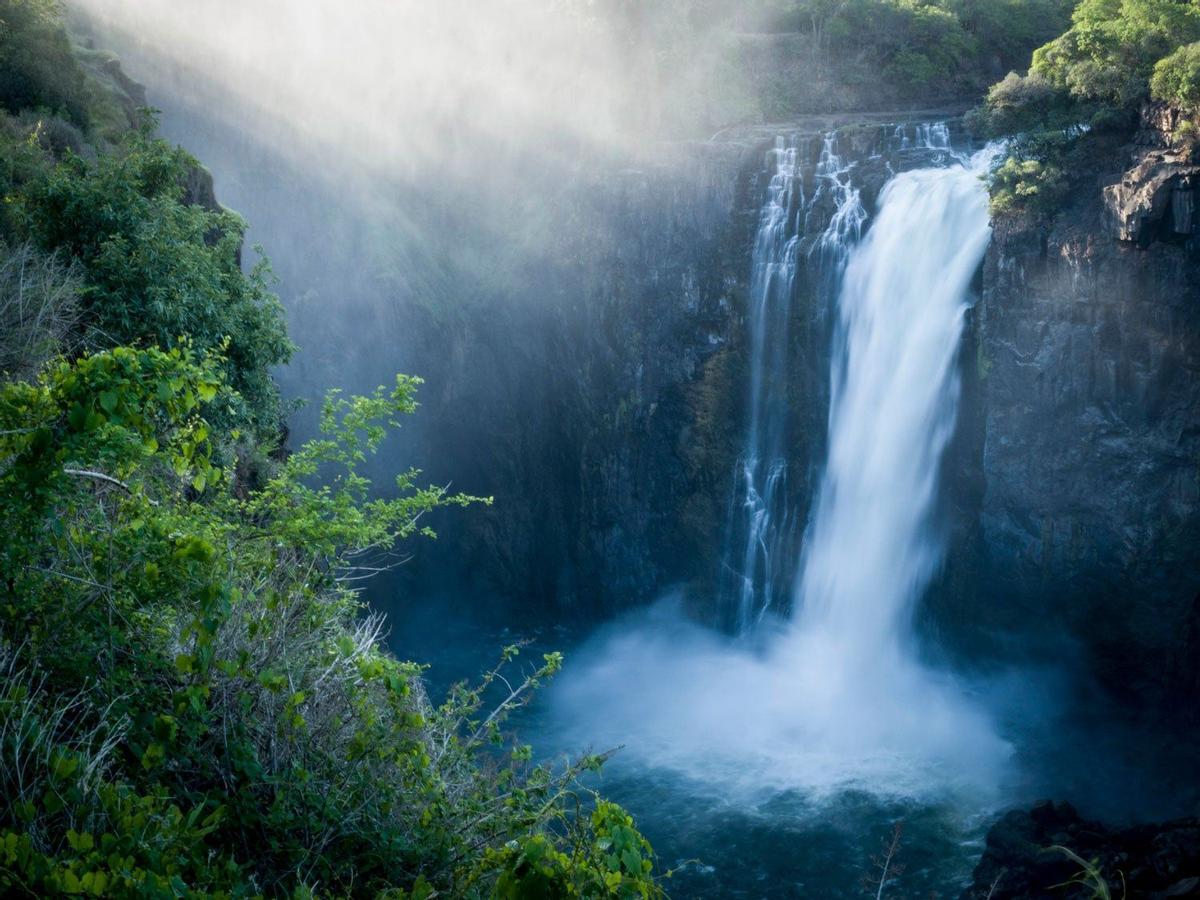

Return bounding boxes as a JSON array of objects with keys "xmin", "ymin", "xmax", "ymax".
[
  {"xmin": 554, "ymin": 133, "xmax": 1011, "ymax": 801},
  {"xmin": 758, "ymin": 144, "xmax": 1010, "ymax": 789},
  {"xmin": 723, "ymin": 137, "xmax": 802, "ymax": 631},
  {"xmin": 722, "ymin": 132, "xmax": 864, "ymax": 630},
  {"xmin": 794, "ymin": 146, "xmax": 997, "ymax": 655},
  {"xmin": 722, "ymin": 123, "xmax": 971, "ymax": 631}
]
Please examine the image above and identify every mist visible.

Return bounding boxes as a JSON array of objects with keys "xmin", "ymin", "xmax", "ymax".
[
  {"xmin": 72, "ymin": 0, "xmax": 638, "ymax": 183},
  {"xmin": 548, "ymin": 596, "xmax": 1014, "ymax": 803}
]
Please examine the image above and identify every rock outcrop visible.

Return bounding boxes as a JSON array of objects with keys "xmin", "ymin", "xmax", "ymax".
[
  {"xmin": 1104, "ymin": 104, "xmax": 1200, "ymax": 244},
  {"xmin": 964, "ymin": 802, "xmax": 1200, "ymax": 899}
]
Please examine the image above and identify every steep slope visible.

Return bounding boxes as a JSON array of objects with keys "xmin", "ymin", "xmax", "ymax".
[{"xmin": 949, "ymin": 105, "xmax": 1200, "ymax": 712}]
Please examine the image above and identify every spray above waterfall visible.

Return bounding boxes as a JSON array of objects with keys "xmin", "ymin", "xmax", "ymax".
[{"xmin": 554, "ymin": 131, "xmax": 1011, "ymax": 800}]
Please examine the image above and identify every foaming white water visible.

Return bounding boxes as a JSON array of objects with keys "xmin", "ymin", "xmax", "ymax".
[
  {"xmin": 551, "ymin": 598, "xmax": 1007, "ymax": 802},
  {"xmin": 552, "ymin": 145, "xmax": 1011, "ymax": 803},
  {"xmin": 795, "ymin": 147, "xmax": 998, "ymax": 660}
]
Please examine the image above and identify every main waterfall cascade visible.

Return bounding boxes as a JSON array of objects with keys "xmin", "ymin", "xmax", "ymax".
[
  {"xmin": 554, "ymin": 126, "xmax": 1011, "ymax": 800},
  {"xmin": 721, "ymin": 122, "xmax": 953, "ymax": 630},
  {"xmin": 796, "ymin": 145, "xmax": 997, "ymax": 657}
]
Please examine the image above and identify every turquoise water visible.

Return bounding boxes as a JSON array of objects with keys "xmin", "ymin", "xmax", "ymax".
[{"xmin": 384, "ymin": 603, "xmax": 1002, "ymax": 898}]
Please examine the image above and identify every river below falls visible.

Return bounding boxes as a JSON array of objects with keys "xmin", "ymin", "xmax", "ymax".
[
  {"xmin": 378, "ymin": 591, "xmax": 1193, "ymax": 899},
  {"xmin": 372, "ymin": 136, "xmax": 1193, "ymax": 899}
]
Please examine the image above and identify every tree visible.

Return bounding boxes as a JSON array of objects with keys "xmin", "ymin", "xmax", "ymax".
[
  {"xmin": 1152, "ymin": 41, "xmax": 1200, "ymax": 111},
  {"xmin": 12, "ymin": 119, "xmax": 293, "ymax": 433},
  {"xmin": 1032, "ymin": 0, "xmax": 1200, "ymax": 106},
  {"xmin": 0, "ymin": 345, "xmax": 663, "ymax": 896}
]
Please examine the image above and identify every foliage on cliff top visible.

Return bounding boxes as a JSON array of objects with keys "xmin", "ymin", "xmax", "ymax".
[
  {"xmin": 1151, "ymin": 41, "xmax": 1200, "ymax": 117},
  {"xmin": 0, "ymin": 2, "xmax": 288, "ymax": 428},
  {"xmin": 975, "ymin": 0, "xmax": 1200, "ymax": 218},
  {"xmin": 1032, "ymin": 0, "xmax": 1200, "ymax": 109}
]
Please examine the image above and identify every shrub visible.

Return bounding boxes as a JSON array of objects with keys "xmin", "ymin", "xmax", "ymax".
[
  {"xmin": 0, "ymin": 0, "xmax": 89, "ymax": 127},
  {"xmin": 0, "ymin": 346, "xmax": 663, "ymax": 897},
  {"xmin": 972, "ymin": 70, "xmax": 1076, "ymax": 137},
  {"xmin": 0, "ymin": 8, "xmax": 668, "ymax": 895},
  {"xmin": 0, "ymin": 240, "xmax": 81, "ymax": 379},
  {"xmin": 1152, "ymin": 41, "xmax": 1200, "ymax": 111},
  {"xmin": 12, "ymin": 119, "xmax": 293, "ymax": 432},
  {"xmin": 988, "ymin": 154, "xmax": 1070, "ymax": 218}
]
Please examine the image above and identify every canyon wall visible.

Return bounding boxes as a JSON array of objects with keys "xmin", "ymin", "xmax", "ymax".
[{"xmin": 945, "ymin": 107, "xmax": 1200, "ymax": 711}]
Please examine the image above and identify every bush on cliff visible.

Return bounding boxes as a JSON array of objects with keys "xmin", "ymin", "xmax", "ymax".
[
  {"xmin": 976, "ymin": 0, "xmax": 1200, "ymax": 217},
  {"xmin": 5, "ymin": 119, "xmax": 293, "ymax": 435},
  {"xmin": 1152, "ymin": 41, "xmax": 1200, "ymax": 138},
  {"xmin": 0, "ymin": 345, "xmax": 663, "ymax": 896},
  {"xmin": 0, "ymin": 6, "xmax": 666, "ymax": 897}
]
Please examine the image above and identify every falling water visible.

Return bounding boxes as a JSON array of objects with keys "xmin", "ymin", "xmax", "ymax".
[
  {"xmin": 794, "ymin": 145, "xmax": 998, "ymax": 659},
  {"xmin": 723, "ymin": 132, "xmax": 865, "ymax": 630},
  {"xmin": 555, "ymin": 133, "xmax": 1011, "ymax": 803},
  {"xmin": 723, "ymin": 137, "xmax": 802, "ymax": 630},
  {"xmin": 722, "ymin": 123, "xmax": 960, "ymax": 630}
]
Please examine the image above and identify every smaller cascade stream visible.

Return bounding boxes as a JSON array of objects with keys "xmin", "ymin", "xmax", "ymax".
[{"xmin": 722, "ymin": 132, "xmax": 865, "ymax": 630}]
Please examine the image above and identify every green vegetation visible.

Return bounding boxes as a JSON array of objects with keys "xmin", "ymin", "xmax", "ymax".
[
  {"xmin": 7, "ymin": 122, "xmax": 293, "ymax": 433},
  {"xmin": 756, "ymin": 0, "xmax": 1073, "ymax": 94},
  {"xmin": 0, "ymin": 0, "xmax": 90, "ymax": 127},
  {"xmin": 988, "ymin": 154, "xmax": 1071, "ymax": 216},
  {"xmin": 1032, "ymin": 0, "xmax": 1200, "ymax": 108},
  {"xmin": 1151, "ymin": 40, "xmax": 1200, "ymax": 135},
  {"xmin": 1050, "ymin": 845, "xmax": 1126, "ymax": 899},
  {"xmin": 0, "ymin": 6, "xmax": 664, "ymax": 898},
  {"xmin": 976, "ymin": 0, "xmax": 1200, "ymax": 217}
]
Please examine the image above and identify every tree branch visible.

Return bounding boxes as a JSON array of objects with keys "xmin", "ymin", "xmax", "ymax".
[{"xmin": 63, "ymin": 468, "xmax": 158, "ymax": 505}]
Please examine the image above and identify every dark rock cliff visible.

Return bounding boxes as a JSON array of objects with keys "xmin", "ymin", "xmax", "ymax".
[
  {"xmin": 397, "ymin": 140, "xmax": 758, "ymax": 616},
  {"xmin": 945, "ymin": 107, "xmax": 1200, "ymax": 713}
]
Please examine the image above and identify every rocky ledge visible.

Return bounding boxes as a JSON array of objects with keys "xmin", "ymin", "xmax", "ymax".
[
  {"xmin": 1104, "ymin": 103, "xmax": 1200, "ymax": 245},
  {"xmin": 964, "ymin": 802, "xmax": 1200, "ymax": 899}
]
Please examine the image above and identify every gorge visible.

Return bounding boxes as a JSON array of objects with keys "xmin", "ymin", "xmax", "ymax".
[{"xmin": 3, "ymin": 0, "xmax": 1200, "ymax": 896}]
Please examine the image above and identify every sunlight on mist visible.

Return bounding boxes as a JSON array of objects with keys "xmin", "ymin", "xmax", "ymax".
[{"xmin": 70, "ymin": 0, "xmax": 674, "ymax": 185}]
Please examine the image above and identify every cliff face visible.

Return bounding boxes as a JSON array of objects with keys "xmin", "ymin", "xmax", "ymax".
[
  {"xmin": 399, "ymin": 141, "xmax": 758, "ymax": 615},
  {"xmin": 408, "ymin": 121, "xmax": 974, "ymax": 619},
  {"xmin": 949, "ymin": 108, "xmax": 1200, "ymax": 710}
]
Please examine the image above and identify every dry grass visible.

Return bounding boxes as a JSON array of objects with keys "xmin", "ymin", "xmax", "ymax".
[{"xmin": 0, "ymin": 240, "xmax": 84, "ymax": 380}]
